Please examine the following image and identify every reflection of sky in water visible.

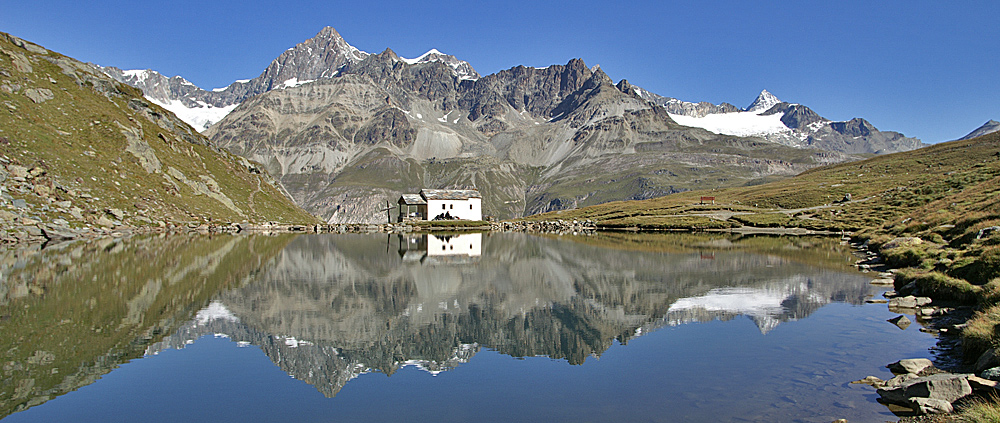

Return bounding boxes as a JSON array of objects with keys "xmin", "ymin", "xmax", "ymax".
[{"xmin": 0, "ymin": 233, "xmax": 938, "ymax": 423}]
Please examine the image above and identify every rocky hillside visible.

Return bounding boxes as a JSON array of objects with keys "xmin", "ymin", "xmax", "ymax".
[{"xmin": 0, "ymin": 32, "xmax": 317, "ymax": 243}]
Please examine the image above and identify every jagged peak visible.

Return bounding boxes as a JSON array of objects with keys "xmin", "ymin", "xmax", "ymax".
[
  {"xmin": 376, "ymin": 48, "xmax": 401, "ymax": 61},
  {"xmin": 589, "ymin": 65, "xmax": 612, "ymax": 84},
  {"xmin": 745, "ymin": 89, "xmax": 782, "ymax": 113},
  {"xmin": 566, "ymin": 58, "xmax": 588, "ymax": 71},
  {"xmin": 616, "ymin": 79, "xmax": 635, "ymax": 95},
  {"xmin": 314, "ymin": 26, "xmax": 344, "ymax": 39}
]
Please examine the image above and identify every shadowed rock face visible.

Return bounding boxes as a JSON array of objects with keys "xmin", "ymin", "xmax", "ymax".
[{"xmin": 144, "ymin": 232, "xmax": 872, "ymax": 398}]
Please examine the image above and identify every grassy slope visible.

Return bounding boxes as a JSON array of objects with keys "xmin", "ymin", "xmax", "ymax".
[
  {"xmin": 527, "ymin": 132, "xmax": 1000, "ymax": 237},
  {"xmin": 0, "ymin": 32, "xmax": 317, "ymax": 230}
]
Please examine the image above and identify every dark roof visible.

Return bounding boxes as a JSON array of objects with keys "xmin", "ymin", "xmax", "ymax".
[
  {"xmin": 420, "ymin": 189, "xmax": 481, "ymax": 200},
  {"xmin": 398, "ymin": 194, "xmax": 426, "ymax": 205}
]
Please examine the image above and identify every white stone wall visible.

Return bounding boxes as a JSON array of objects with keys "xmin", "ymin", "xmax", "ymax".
[{"xmin": 426, "ymin": 198, "xmax": 481, "ymax": 221}]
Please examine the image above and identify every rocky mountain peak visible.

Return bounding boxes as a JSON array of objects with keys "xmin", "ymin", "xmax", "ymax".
[
  {"xmin": 830, "ymin": 117, "xmax": 876, "ymax": 137},
  {"xmin": 745, "ymin": 89, "xmax": 781, "ymax": 113},
  {"xmin": 588, "ymin": 65, "xmax": 613, "ymax": 87},
  {"xmin": 616, "ymin": 79, "xmax": 637, "ymax": 96},
  {"xmin": 256, "ymin": 27, "xmax": 369, "ymax": 90}
]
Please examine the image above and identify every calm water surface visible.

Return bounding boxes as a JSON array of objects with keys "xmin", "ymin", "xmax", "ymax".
[{"xmin": 0, "ymin": 232, "xmax": 936, "ymax": 422}]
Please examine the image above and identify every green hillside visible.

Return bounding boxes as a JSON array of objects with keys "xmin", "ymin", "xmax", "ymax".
[
  {"xmin": 528, "ymin": 132, "xmax": 999, "ymax": 238},
  {"xmin": 0, "ymin": 32, "xmax": 317, "ymax": 242}
]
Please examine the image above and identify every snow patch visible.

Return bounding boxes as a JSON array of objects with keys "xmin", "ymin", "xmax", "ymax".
[
  {"xmin": 668, "ymin": 111, "xmax": 791, "ymax": 137},
  {"xmin": 122, "ymin": 69, "xmax": 152, "ymax": 80},
  {"xmin": 282, "ymin": 336, "xmax": 314, "ymax": 348},
  {"xmin": 401, "ymin": 48, "xmax": 444, "ymax": 64},
  {"xmin": 668, "ymin": 287, "xmax": 786, "ymax": 315},
  {"xmin": 280, "ymin": 78, "xmax": 315, "ymax": 89},
  {"xmin": 195, "ymin": 301, "xmax": 239, "ymax": 325},
  {"xmin": 148, "ymin": 98, "xmax": 239, "ymax": 132}
]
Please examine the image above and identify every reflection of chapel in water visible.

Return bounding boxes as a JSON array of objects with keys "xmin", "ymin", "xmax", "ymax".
[{"xmin": 397, "ymin": 233, "xmax": 482, "ymax": 264}]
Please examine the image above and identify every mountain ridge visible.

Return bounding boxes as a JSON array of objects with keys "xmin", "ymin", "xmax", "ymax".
[
  {"xmin": 95, "ymin": 27, "xmax": 477, "ymax": 131},
  {"xmin": 89, "ymin": 27, "xmax": 924, "ymax": 223},
  {"xmin": 959, "ymin": 119, "xmax": 1000, "ymax": 141}
]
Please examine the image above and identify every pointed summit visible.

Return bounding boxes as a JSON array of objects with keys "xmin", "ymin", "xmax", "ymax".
[
  {"xmin": 958, "ymin": 119, "xmax": 1000, "ymax": 141},
  {"xmin": 745, "ymin": 89, "xmax": 782, "ymax": 113}
]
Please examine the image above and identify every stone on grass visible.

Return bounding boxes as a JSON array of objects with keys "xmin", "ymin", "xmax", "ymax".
[{"xmin": 881, "ymin": 237, "xmax": 924, "ymax": 250}]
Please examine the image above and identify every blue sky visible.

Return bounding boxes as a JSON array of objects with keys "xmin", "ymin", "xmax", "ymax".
[{"xmin": 2, "ymin": 0, "xmax": 996, "ymax": 143}]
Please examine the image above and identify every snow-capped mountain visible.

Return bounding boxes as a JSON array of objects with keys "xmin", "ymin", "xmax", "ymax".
[
  {"xmin": 744, "ymin": 89, "xmax": 782, "ymax": 113},
  {"xmin": 96, "ymin": 67, "xmax": 240, "ymax": 131},
  {"xmin": 958, "ymin": 119, "xmax": 1000, "ymax": 140},
  {"xmin": 96, "ymin": 27, "xmax": 478, "ymax": 132},
  {"xmin": 400, "ymin": 48, "xmax": 480, "ymax": 81},
  {"xmin": 638, "ymin": 88, "xmax": 923, "ymax": 154}
]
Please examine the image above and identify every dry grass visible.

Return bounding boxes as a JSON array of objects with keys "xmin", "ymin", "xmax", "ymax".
[{"xmin": 956, "ymin": 394, "xmax": 1000, "ymax": 422}]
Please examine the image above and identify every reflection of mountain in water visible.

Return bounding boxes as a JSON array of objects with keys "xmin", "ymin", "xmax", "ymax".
[
  {"xmin": 0, "ymin": 234, "xmax": 296, "ymax": 419},
  {"xmin": 151, "ymin": 233, "xmax": 872, "ymax": 398},
  {"xmin": 662, "ymin": 275, "xmax": 838, "ymax": 334}
]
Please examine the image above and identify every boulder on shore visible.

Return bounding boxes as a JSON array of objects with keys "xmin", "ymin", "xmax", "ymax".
[
  {"xmin": 876, "ymin": 373, "xmax": 972, "ymax": 410},
  {"xmin": 887, "ymin": 358, "xmax": 932, "ymax": 375}
]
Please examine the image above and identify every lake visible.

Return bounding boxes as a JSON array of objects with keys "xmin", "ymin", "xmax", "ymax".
[{"xmin": 0, "ymin": 232, "xmax": 936, "ymax": 422}]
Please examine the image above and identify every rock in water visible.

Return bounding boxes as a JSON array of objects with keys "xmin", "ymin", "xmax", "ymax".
[{"xmin": 887, "ymin": 315, "xmax": 911, "ymax": 330}]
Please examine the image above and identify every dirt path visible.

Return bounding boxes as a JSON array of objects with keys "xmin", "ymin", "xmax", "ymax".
[{"xmin": 650, "ymin": 196, "xmax": 875, "ymax": 222}]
